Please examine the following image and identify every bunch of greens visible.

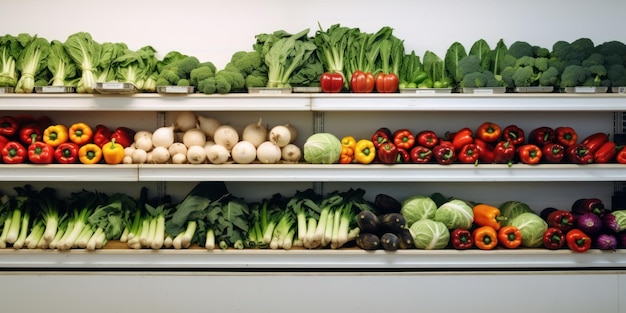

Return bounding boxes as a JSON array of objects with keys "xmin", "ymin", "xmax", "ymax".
[
  {"xmin": 253, "ymin": 28, "xmax": 318, "ymax": 88},
  {"xmin": 0, "ymin": 35, "xmax": 24, "ymax": 88},
  {"xmin": 114, "ymin": 45, "xmax": 158, "ymax": 91},
  {"xmin": 315, "ymin": 23, "xmax": 357, "ymax": 80},
  {"xmin": 15, "ymin": 34, "xmax": 51, "ymax": 93},
  {"xmin": 344, "ymin": 27, "xmax": 390, "ymax": 83},
  {"xmin": 47, "ymin": 40, "xmax": 78, "ymax": 87},
  {"xmin": 398, "ymin": 50, "xmax": 428, "ymax": 88},
  {"xmin": 95, "ymin": 42, "xmax": 127, "ymax": 83},
  {"xmin": 64, "ymin": 32, "xmax": 102, "ymax": 93}
]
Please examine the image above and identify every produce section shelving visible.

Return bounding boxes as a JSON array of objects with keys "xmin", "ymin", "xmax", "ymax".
[{"xmin": 0, "ymin": 93, "xmax": 625, "ymax": 271}]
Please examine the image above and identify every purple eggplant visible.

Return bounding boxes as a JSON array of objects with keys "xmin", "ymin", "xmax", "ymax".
[
  {"xmin": 575, "ymin": 212, "xmax": 603, "ymax": 236},
  {"xmin": 594, "ymin": 233, "xmax": 617, "ymax": 250}
]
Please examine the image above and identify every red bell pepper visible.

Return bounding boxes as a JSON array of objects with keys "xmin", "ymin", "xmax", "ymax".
[
  {"xmin": 396, "ymin": 148, "xmax": 411, "ymax": 163},
  {"xmin": 474, "ymin": 138, "xmax": 495, "ymax": 163},
  {"xmin": 458, "ymin": 143, "xmax": 479, "ymax": 165},
  {"xmin": 375, "ymin": 73, "xmax": 399, "ymax": 93},
  {"xmin": 377, "ymin": 142, "xmax": 398, "ymax": 164},
  {"xmin": 320, "ymin": 72, "xmax": 344, "ymax": 93},
  {"xmin": 54, "ymin": 142, "xmax": 80, "ymax": 164},
  {"xmin": 93, "ymin": 124, "xmax": 113, "ymax": 148},
  {"xmin": 111, "ymin": 127, "xmax": 135, "ymax": 148},
  {"xmin": 580, "ymin": 132, "xmax": 609, "ymax": 154},
  {"xmin": 555, "ymin": 126, "xmax": 578, "ymax": 147},
  {"xmin": 18, "ymin": 123, "xmax": 43, "ymax": 146},
  {"xmin": 433, "ymin": 142, "xmax": 456, "ymax": 165},
  {"xmin": 0, "ymin": 116, "xmax": 18, "ymax": 137},
  {"xmin": 450, "ymin": 228, "xmax": 474, "ymax": 250},
  {"xmin": 409, "ymin": 146, "xmax": 432, "ymax": 163},
  {"xmin": 546, "ymin": 209, "xmax": 574, "ymax": 232},
  {"xmin": 543, "ymin": 227, "xmax": 565, "ymax": 250},
  {"xmin": 517, "ymin": 144, "xmax": 542, "ymax": 164},
  {"xmin": 566, "ymin": 143, "xmax": 593, "ymax": 164},
  {"xmin": 350, "ymin": 70, "xmax": 375, "ymax": 93},
  {"xmin": 450, "ymin": 127, "xmax": 473, "ymax": 152},
  {"xmin": 475, "ymin": 122, "xmax": 501, "ymax": 143},
  {"xmin": 393, "ymin": 129, "xmax": 415, "ymax": 150},
  {"xmin": 1, "ymin": 141, "xmax": 26, "ymax": 164},
  {"xmin": 566, "ymin": 229, "xmax": 591, "ymax": 253},
  {"xmin": 617, "ymin": 146, "xmax": 626, "ymax": 164},
  {"xmin": 593, "ymin": 141, "xmax": 618, "ymax": 163},
  {"xmin": 528, "ymin": 126, "xmax": 555, "ymax": 147},
  {"xmin": 502, "ymin": 125, "xmax": 525, "ymax": 146},
  {"xmin": 541, "ymin": 143, "xmax": 564, "ymax": 163},
  {"xmin": 416, "ymin": 130, "xmax": 439, "ymax": 149},
  {"xmin": 28, "ymin": 139, "xmax": 54, "ymax": 164},
  {"xmin": 371, "ymin": 127, "xmax": 392, "ymax": 149},
  {"xmin": 493, "ymin": 140, "xmax": 515, "ymax": 166}
]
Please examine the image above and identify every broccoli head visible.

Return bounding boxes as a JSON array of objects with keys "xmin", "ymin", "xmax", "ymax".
[
  {"xmin": 595, "ymin": 40, "xmax": 626, "ymax": 65},
  {"xmin": 190, "ymin": 66, "xmax": 215, "ymax": 87},
  {"xmin": 511, "ymin": 66, "xmax": 539, "ymax": 87},
  {"xmin": 216, "ymin": 69, "xmax": 245, "ymax": 91},
  {"xmin": 228, "ymin": 51, "xmax": 263, "ymax": 76},
  {"xmin": 538, "ymin": 66, "xmax": 560, "ymax": 87},
  {"xmin": 457, "ymin": 55, "xmax": 483, "ymax": 82},
  {"xmin": 198, "ymin": 77, "xmax": 217, "ymax": 94},
  {"xmin": 587, "ymin": 64, "xmax": 608, "ymax": 86},
  {"xmin": 515, "ymin": 56, "xmax": 535, "ymax": 68},
  {"xmin": 155, "ymin": 77, "xmax": 169, "ymax": 87},
  {"xmin": 552, "ymin": 38, "xmax": 595, "ymax": 66},
  {"xmin": 534, "ymin": 57, "xmax": 549, "ymax": 72},
  {"xmin": 175, "ymin": 56, "xmax": 201, "ymax": 79},
  {"xmin": 215, "ymin": 76, "xmax": 232, "ymax": 94},
  {"xmin": 581, "ymin": 53, "xmax": 605, "ymax": 67},
  {"xmin": 176, "ymin": 79, "xmax": 190, "ymax": 87},
  {"xmin": 533, "ymin": 45, "xmax": 550, "ymax": 58},
  {"xmin": 508, "ymin": 41, "xmax": 534, "ymax": 59},
  {"xmin": 157, "ymin": 69, "xmax": 180, "ymax": 85},
  {"xmin": 608, "ymin": 64, "xmax": 626, "ymax": 87},
  {"xmin": 245, "ymin": 69, "xmax": 268, "ymax": 88},
  {"xmin": 560, "ymin": 65, "xmax": 591, "ymax": 87},
  {"xmin": 500, "ymin": 66, "xmax": 517, "ymax": 88},
  {"xmin": 461, "ymin": 72, "xmax": 488, "ymax": 88}
]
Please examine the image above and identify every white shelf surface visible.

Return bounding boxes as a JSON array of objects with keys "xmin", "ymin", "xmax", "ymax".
[
  {"xmin": 1, "ymin": 164, "xmax": 625, "ymax": 182},
  {"xmin": 1, "ymin": 93, "xmax": 625, "ymax": 111},
  {"xmin": 0, "ymin": 248, "xmax": 624, "ymax": 270}
]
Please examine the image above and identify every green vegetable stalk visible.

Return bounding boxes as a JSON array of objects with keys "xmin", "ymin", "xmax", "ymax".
[
  {"xmin": 15, "ymin": 35, "xmax": 50, "ymax": 93},
  {"xmin": 0, "ymin": 35, "xmax": 23, "ymax": 88},
  {"xmin": 64, "ymin": 32, "xmax": 102, "ymax": 93},
  {"xmin": 257, "ymin": 28, "xmax": 317, "ymax": 88}
]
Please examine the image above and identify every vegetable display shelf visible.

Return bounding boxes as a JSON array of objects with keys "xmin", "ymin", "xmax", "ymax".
[{"xmin": 0, "ymin": 246, "xmax": 624, "ymax": 270}]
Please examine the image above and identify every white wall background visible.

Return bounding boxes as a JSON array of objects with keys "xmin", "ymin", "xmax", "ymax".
[{"xmin": 2, "ymin": 0, "xmax": 625, "ymax": 69}]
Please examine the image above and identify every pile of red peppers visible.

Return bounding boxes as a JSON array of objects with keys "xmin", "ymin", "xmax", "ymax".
[
  {"xmin": 0, "ymin": 114, "xmax": 135, "ymax": 165},
  {"xmin": 361, "ymin": 122, "xmax": 626, "ymax": 165}
]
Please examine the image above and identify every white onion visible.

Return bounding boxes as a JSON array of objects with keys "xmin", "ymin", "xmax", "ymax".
[
  {"xmin": 182, "ymin": 128, "xmax": 207, "ymax": 148},
  {"xmin": 171, "ymin": 153, "xmax": 188, "ymax": 164},
  {"xmin": 281, "ymin": 144, "xmax": 302, "ymax": 163},
  {"xmin": 168, "ymin": 142, "xmax": 188, "ymax": 156},
  {"xmin": 284, "ymin": 122, "xmax": 298, "ymax": 143},
  {"xmin": 152, "ymin": 125, "xmax": 175, "ymax": 148},
  {"xmin": 151, "ymin": 146, "xmax": 170, "ymax": 164},
  {"xmin": 197, "ymin": 115, "xmax": 222, "ymax": 138},
  {"xmin": 268, "ymin": 125, "xmax": 291, "ymax": 148},
  {"xmin": 206, "ymin": 144, "xmax": 230, "ymax": 164},
  {"xmin": 213, "ymin": 125, "xmax": 239, "ymax": 150},
  {"xmin": 256, "ymin": 141, "xmax": 282, "ymax": 164},
  {"xmin": 175, "ymin": 111, "xmax": 198, "ymax": 132},
  {"xmin": 132, "ymin": 149, "xmax": 148, "ymax": 164},
  {"xmin": 231, "ymin": 140, "xmax": 257, "ymax": 164},
  {"xmin": 135, "ymin": 136, "xmax": 153, "ymax": 152},
  {"xmin": 186, "ymin": 145, "xmax": 207, "ymax": 164},
  {"xmin": 134, "ymin": 130, "xmax": 152, "ymax": 142},
  {"xmin": 242, "ymin": 118, "xmax": 268, "ymax": 148}
]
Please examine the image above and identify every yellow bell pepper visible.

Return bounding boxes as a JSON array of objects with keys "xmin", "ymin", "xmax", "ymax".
[
  {"xmin": 354, "ymin": 139, "xmax": 376, "ymax": 164},
  {"xmin": 78, "ymin": 143, "xmax": 102, "ymax": 164},
  {"xmin": 102, "ymin": 139, "xmax": 125, "ymax": 164},
  {"xmin": 43, "ymin": 124, "xmax": 68, "ymax": 148}
]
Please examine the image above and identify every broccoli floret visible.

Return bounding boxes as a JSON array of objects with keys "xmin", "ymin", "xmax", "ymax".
[
  {"xmin": 155, "ymin": 77, "xmax": 169, "ymax": 87},
  {"xmin": 177, "ymin": 79, "xmax": 190, "ymax": 87},
  {"xmin": 456, "ymin": 55, "xmax": 483, "ymax": 82},
  {"xmin": 596, "ymin": 40, "xmax": 626, "ymax": 65},
  {"xmin": 158, "ymin": 69, "xmax": 180, "ymax": 85},
  {"xmin": 215, "ymin": 76, "xmax": 231, "ymax": 94},
  {"xmin": 461, "ymin": 72, "xmax": 488, "ymax": 88},
  {"xmin": 588, "ymin": 64, "xmax": 608, "ymax": 86},
  {"xmin": 608, "ymin": 64, "xmax": 626, "ymax": 87},
  {"xmin": 228, "ymin": 51, "xmax": 262, "ymax": 76},
  {"xmin": 500, "ymin": 66, "xmax": 517, "ymax": 88},
  {"xmin": 515, "ymin": 56, "xmax": 535, "ymax": 68},
  {"xmin": 533, "ymin": 46, "xmax": 550, "ymax": 58},
  {"xmin": 190, "ymin": 66, "xmax": 215, "ymax": 87},
  {"xmin": 508, "ymin": 41, "xmax": 534, "ymax": 59},
  {"xmin": 175, "ymin": 56, "xmax": 201, "ymax": 79},
  {"xmin": 560, "ymin": 65, "xmax": 591, "ymax": 87},
  {"xmin": 534, "ymin": 57, "xmax": 549, "ymax": 72},
  {"xmin": 199, "ymin": 61, "xmax": 217, "ymax": 74},
  {"xmin": 216, "ymin": 69, "xmax": 245, "ymax": 91},
  {"xmin": 500, "ymin": 54, "xmax": 518, "ymax": 70},
  {"xmin": 552, "ymin": 38, "xmax": 595, "ymax": 66},
  {"xmin": 198, "ymin": 77, "xmax": 217, "ymax": 94},
  {"xmin": 511, "ymin": 66, "xmax": 538, "ymax": 87},
  {"xmin": 539, "ymin": 66, "xmax": 560, "ymax": 87}
]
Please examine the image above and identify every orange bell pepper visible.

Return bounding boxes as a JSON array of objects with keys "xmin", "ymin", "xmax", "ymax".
[
  {"xmin": 78, "ymin": 143, "xmax": 102, "ymax": 164},
  {"xmin": 473, "ymin": 226, "xmax": 498, "ymax": 250},
  {"xmin": 102, "ymin": 139, "xmax": 125, "ymax": 164},
  {"xmin": 497, "ymin": 225, "xmax": 522, "ymax": 249},
  {"xmin": 68, "ymin": 122, "xmax": 94, "ymax": 145},
  {"xmin": 472, "ymin": 204, "xmax": 506, "ymax": 231},
  {"xmin": 340, "ymin": 136, "xmax": 357, "ymax": 164},
  {"xmin": 43, "ymin": 124, "xmax": 68, "ymax": 148},
  {"xmin": 354, "ymin": 139, "xmax": 376, "ymax": 164}
]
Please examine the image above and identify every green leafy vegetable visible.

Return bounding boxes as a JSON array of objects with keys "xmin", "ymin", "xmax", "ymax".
[
  {"xmin": 64, "ymin": 32, "xmax": 102, "ymax": 93},
  {"xmin": 400, "ymin": 195, "xmax": 437, "ymax": 225},
  {"xmin": 15, "ymin": 35, "xmax": 50, "ymax": 93},
  {"xmin": 409, "ymin": 219, "xmax": 450, "ymax": 250},
  {"xmin": 0, "ymin": 35, "xmax": 23, "ymax": 87},
  {"xmin": 47, "ymin": 40, "xmax": 78, "ymax": 87}
]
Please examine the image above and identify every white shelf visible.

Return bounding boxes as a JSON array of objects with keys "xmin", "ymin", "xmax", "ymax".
[
  {"xmin": 0, "ymin": 93, "xmax": 311, "ymax": 111},
  {"xmin": 0, "ymin": 248, "xmax": 624, "ymax": 270},
  {"xmin": 1, "ymin": 93, "xmax": 625, "ymax": 112},
  {"xmin": 0, "ymin": 164, "xmax": 622, "ymax": 182}
]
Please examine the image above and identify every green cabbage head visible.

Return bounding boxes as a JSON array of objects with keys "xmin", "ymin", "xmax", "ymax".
[
  {"xmin": 611, "ymin": 210, "xmax": 626, "ymax": 232},
  {"xmin": 400, "ymin": 196, "xmax": 437, "ymax": 226},
  {"xmin": 509, "ymin": 212, "xmax": 548, "ymax": 248},
  {"xmin": 498, "ymin": 200, "xmax": 533, "ymax": 226},
  {"xmin": 303, "ymin": 133, "xmax": 341, "ymax": 164},
  {"xmin": 409, "ymin": 219, "xmax": 450, "ymax": 250},
  {"xmin": 434, "ymin": 199, "xmax": 474, "ymax": 230}
]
